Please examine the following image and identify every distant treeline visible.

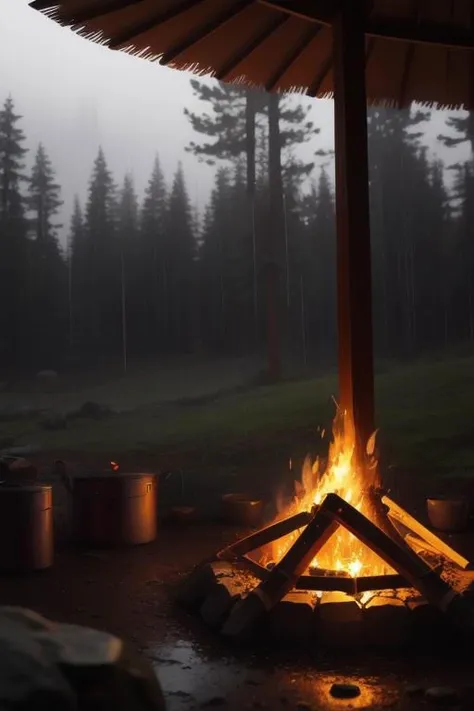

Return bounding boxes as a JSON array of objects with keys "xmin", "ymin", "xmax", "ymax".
[{"xmin": 0, "ymin": 85, "xmax": 472, "ymax": 376}]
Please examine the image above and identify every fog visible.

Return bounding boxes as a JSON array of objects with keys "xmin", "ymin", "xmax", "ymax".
[{"xmin": 1, "ymin": 0, "xmax": 466, "ymax": 247}]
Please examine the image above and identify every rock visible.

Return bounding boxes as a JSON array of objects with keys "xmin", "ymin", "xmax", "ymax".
[
  {"xmin": 408, "ymin": 599, "xmax": 450, "ymax": 644},
  {"xmin": 0, "ymin": 617, "xmax": 76, "ymax": 710},
  {"xmin": 270, "ymin": 591, "xmax": 318, "ymax": 645},
  {"xmin": 0, "ymin": 606, "xmax": 166, "ymax": 710},
  {"xmin": 221, "ymin": 591, "xmax": 266, "ymax": 640},
  {"xmin": 317, "ymin": 592, "xmax": 363, "ymax": 648},
  {"xmin": 0, "ymin": 607, "xmax": 56, "ymax": 632},
  {"xmin": 200, "ymin": 572, "xmax": 254, "ymax": 628},
  {"xmin": 425, "ymin": 687, "xmax": 460, "ymax": 705},
  {"xmin": 362, "ymin": 596, "xmax": 410, "ymax": 647},
  {"xmin": 176, "ymin": 561, "xmax": 234, "ymax": 610},
  {"xmin": 36, "ymin": 624, "xmax": 123, "ymax": 669},
  {"xmin": 330, "ymin": 683, "xmax": 361, "ymax": 699}
]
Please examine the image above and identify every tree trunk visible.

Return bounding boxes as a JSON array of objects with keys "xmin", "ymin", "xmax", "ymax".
[
  {"xmin": 245, "ymin": 91, "xmax": 259, "ymax": 347},
  {"xmin": 266, "ymin": 93, "xmax": 284, "ymax": 382}
]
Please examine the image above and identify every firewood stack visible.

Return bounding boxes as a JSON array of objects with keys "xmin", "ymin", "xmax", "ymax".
[{"xmin": 176, "ymin": 492, "xmax": 474, "ymax": 648}]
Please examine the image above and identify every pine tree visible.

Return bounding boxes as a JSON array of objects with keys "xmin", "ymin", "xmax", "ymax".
[
  {"xmin": 117, "ymin": 173, "xmax": 139, "ymax": 363},
  {"xmin": 26, "ymin": 143, "xmax": 66, "ymax": 367},
  {"xmin": 68, "ymin": 195, "xmax": 85, "ymax": 354},
  {"xmin": 165, "ymin": 163, "xmax": 196, "ymax": 353},
  {"xmin": 83, "ymin": 147, "xmax": 119, "ymax": 360},
  {"xmin": 27, "ymin": 143, "xmax": 62, "ymax": 244},
  {"xmin": 185, "ymin": 81, "xmax": 319, "ymax": 377},
  {"xmin": 140, "ymin": 154, "xmax": 168, "ymax": 353},
  {"xmin": 0, "ymin": 95, "xmax": 29, "ymax": 369},
  {"xmin": 300, "ymin": 168, "xmax": 336, "ymax": 362},
  {"xmin": 199, "ymin": 167, "xmax": 233, "ymax": 351},
  {"xmin": 367, "ymin": 107, "xmax": 430, "ymax": 355}
]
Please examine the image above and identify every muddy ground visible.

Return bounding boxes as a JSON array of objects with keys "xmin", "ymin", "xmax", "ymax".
[{"xmin": 2, "ymin": 505, "xmax": 474, "ymax": 711}]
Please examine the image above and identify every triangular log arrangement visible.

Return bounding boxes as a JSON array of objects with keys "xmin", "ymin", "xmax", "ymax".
[{"xmin": 176, "ymin": 493, "xmax": 474, "ymax": 649}]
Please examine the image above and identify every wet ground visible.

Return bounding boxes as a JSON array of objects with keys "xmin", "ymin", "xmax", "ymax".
[{"xmin": 1, "ymin": 522, "xmax": 474, "ymax": 711}]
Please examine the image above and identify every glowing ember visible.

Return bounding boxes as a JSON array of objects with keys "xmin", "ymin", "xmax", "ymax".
[
  {"xmin": 110, "ymin": 461, "xmax": 120, "ymax": 472},
  {"xmin": 269, "ymin": 408, "xmax": 393, "ymax": 578}
]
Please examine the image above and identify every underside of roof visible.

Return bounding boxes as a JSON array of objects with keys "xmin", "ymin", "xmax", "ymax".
[{"xmin": 30, "ymin": 0, "xmax": 474, "ymax": 109}]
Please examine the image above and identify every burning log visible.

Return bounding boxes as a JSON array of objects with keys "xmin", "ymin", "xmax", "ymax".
[
  {"xmin": 296, "ymin": 573, "xmax": 409, "ymax": 595},
  {"xmin": 217, "ymin": 511, "xmax": 312, "ymax": 561},
  {"xmin": 323, "ymin": 494, "xmax": 474, "ymax": 630},
  {"xmin": 382, "ymin": 495, "xmax": 471, "ymax": 570},
  {"xmin": 222, "ymin": 503, "xmax": 339, "ymax": 637}
]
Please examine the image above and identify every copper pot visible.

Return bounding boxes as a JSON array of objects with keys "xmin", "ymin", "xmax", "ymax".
[
  {"xmin": 221, "ymin": 493, "xmax": 264, "ymax": 528},
  {"xmin": 426, "ymin": 496, "xmax": 469, "ymax": 533}
]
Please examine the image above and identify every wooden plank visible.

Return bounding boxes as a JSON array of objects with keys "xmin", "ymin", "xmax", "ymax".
[
  {"xmin": 296, "ymin": 573, "xmax": 409, "ymax": 594},
  {"xmin": 217, "ymin": 510, "xmax": 312, "ymax": 560},
  {"xmin": 383, "ymin": 496, "xmax": 471, "ymax": 570},
  {"xmin": 333, "ymin": 0, "xmax": 375, "ymax": 453},
  {"xmin": 222, "ymin": 504, "xmax": 339, "ymax": 637},
  {"xmin": 323, "ymin": 494, "xmax": 461, "ymax": 614}
]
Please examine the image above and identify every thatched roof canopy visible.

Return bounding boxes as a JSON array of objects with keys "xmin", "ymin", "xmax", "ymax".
[{"xmin": 30, "ymin": 0, "xmax": 474, "ymax": 109}]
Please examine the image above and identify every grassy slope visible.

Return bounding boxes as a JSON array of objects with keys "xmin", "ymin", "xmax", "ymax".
[{"xmin": 2, "ymin": 354, "xmax": 474, "ymax": 469}]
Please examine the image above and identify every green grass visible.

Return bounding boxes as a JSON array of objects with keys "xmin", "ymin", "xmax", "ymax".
[{"xmin": 3, "ymin": 353, "xmax": 474, "ymax": 469}]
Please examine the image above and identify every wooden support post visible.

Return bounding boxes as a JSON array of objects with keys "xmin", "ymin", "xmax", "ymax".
[{"xmin": 333, "ymin": 0, "xmax": 375, "ymax": 454}]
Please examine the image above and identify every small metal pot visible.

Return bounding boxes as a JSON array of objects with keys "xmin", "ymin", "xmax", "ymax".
[
  {"xmin": 221, "ymin": 493, "xmax": 264, "ymax": 528},
  {"xmin": 426, "ymin": 496, "xmax": 470, "ymax": 533}
]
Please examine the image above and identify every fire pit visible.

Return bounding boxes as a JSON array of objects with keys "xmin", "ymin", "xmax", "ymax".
[{"xmin": 177, "ymin": 411, "xmax": 474, "ymax": 647}]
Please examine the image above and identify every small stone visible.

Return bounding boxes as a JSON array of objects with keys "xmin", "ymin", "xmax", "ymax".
[
  {"xmin": 330, "ymin": 683, "xmax": 361, "ymax": 699},
  {"xmin": 425, "ymin": 687, "xmax": 459, "ymax": 705}
]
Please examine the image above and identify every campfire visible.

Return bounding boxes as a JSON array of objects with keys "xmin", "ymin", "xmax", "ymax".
[{"xmin": 178, "ymin": 408, "xmax": 474, "ymax": 646}]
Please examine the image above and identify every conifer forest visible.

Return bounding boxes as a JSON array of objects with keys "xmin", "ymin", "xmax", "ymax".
[{"xmin": 0, "ymin": 83, "xmax": 472, "ymax": 378}]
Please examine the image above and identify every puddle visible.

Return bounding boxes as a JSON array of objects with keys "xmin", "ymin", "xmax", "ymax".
[
  {"xmin": 145, "ymin": 639, "xmax": 402, "ymax": 710},
  {"xmin": 145, "ymin": 636, "xmax": 474, "ymax": 710},
  {"xmin": 146, "ymin": 640, "xmax": 239, "ymax": 709}
]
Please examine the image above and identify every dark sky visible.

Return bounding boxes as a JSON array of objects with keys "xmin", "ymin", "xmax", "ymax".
[{"xmin": 1, "ymin": 0, "xmax": 470, "ymax": 248}]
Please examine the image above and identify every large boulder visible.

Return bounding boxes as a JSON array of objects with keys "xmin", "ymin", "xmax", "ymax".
[{"xmin": 0, "ymin": 607, "xmax": 166, "ymax": 711}]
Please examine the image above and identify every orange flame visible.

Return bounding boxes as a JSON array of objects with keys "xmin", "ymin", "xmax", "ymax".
[{"xmin": 269, "ymin": 407, "xmax": 392, "ymax": 578}]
